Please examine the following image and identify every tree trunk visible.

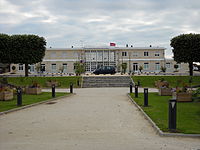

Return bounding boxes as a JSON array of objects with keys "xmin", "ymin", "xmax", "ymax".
[
  {"xmin": 25, "ymin": 63, "xmax": 29, "ymax": 77},
  {"xmin": 189, "ymin": 62, "xmax": 193, "ymax": 76}
]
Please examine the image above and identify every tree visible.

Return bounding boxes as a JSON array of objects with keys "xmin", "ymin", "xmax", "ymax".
[
  {"xmin": 74, "ymin": 62, "xmax": 85, "ymax": 76},
  {"xmin": 170, "ymin": 33, "xmax": 200, "ymax": 76},
  {"xmin": 0, "ymin": 34, "xmax": 11, "ymax": 63},
  {"xmin": 121, "ymin": 63, "xmax": 127, "ymax": 74},
  {"xmin": 160, "ymin": 66, "xmax": 166, "ymax": 73},
  {"xmin": 139, "ymin": 66, "xmax": 143, "ymax": 73},
  {"xmin": 0, "ymin": 34, "xmax": 46, "ymax": 77}
]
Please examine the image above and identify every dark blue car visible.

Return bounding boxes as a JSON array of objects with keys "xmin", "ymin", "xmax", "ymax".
[{"xmin": 93, "ymin": 66, "xmax": 116, "ymax": 75}]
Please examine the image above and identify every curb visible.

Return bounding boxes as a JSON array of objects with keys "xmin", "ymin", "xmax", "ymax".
[
  {"xmin": 0, "ymin": 93, "xmax": 75, "ymax": 116},
  {"xmin": 127, "ymin": 93, "xmax": 200, "ymax": 138}
]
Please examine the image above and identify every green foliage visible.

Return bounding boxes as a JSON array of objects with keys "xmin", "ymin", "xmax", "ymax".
[
  {"xmin": 121, "ymin": 63, "xmax": 127, "ymax": 74},
  {"xmin": 74, "ymin": 62, "xmax": 85, "ymax": 75},
  {"xmin": 171, "ymin": 33, "xmax": 200, "ymax": 63},
  {"xmin": 35, "ymin": 63, "xmax": 41, "ymax": 73},
  {"xmin": 0, "ymin": 33, "xmax": 11, "ymax": 63},
  {"xmin": 171, "ymin": 33, "xmax": 200, "ymax": 76},
  {"xmin": 0, "ymin": 33, "xmax": 46, "ymax": 76},
  {"xmin": 130, "ymin": 93, "xmax": 200, "ymax": 134},
  {"xmin": 10, "ymin": 34, "xmax": 46, "ymax": 64},
  {"xmin": 0, "ymin": 34, "xmax": 46, "ymax": 64},
  {"xmin": 160, "ymin": 66, "xmax": 166, "ymax": 72},
  {"xmin": 139, "ymin": 66, "xmax": 143, "ymax": 72}
]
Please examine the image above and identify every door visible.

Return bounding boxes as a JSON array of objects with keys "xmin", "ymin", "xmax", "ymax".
[{"xmin": 133, "ymin": 63, "xmax": 138, "ymax": 72}]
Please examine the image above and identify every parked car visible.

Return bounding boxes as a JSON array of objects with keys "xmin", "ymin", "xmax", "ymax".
[{"xmin": 93, "ymin": 66, "xmax": 116, "ymax": 75}]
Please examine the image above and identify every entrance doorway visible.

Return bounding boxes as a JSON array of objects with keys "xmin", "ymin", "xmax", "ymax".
[{"xmin": 133, "ymin": 63, "xmax": 138, "ymax": 72}]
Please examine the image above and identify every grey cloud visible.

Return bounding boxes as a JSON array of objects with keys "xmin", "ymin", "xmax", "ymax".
[{"xmin": 1, "ymin": 0, "xmax": 200, "ymax": 58}]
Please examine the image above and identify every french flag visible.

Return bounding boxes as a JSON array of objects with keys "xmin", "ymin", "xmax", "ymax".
[{"xmin": 110, "ymin": 42, "xmax": 116, "ymax": 47}]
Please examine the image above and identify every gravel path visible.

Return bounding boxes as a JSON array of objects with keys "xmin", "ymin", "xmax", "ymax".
[{"xmin": 0, "ymin": 88, "xmax": 199, "ymax": 150}]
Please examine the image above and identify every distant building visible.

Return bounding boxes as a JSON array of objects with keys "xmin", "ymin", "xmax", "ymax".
[{"xmin": 11, "ymin": 44, "xmax": 188, "ymax": 74}]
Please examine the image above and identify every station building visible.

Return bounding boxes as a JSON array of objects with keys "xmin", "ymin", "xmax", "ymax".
[{"xmin": 11, "ymin": 44, "xmax": 188, "ymax": 74}]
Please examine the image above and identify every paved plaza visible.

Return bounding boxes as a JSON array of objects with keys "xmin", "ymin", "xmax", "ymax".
[{"xmin": 0, "ymin": 88, "xmax": 199, "ymax": 150}]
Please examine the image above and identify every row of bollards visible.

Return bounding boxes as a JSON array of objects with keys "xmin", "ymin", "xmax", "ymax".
[
  {"xmin": 16, "ymin": 83, "xmax": 74, "ymax": 106},
  {"xmin": 129, "ymin": 83, "xmax": 177, "ymax": 132}
]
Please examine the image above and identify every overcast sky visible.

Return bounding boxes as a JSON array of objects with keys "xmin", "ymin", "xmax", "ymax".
[{"xmin": 0, "ymin": 0, "xmax": 200, "ymax": 58}]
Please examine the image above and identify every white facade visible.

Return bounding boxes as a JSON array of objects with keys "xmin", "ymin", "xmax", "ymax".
[{"xmin": 11, "ymin": 46, "xmax": 189, "ymax": 74}]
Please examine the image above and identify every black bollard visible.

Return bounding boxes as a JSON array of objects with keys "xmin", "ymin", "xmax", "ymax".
[
  {"xmin": 144, "ymin": 88, "xmax": 148, "ymax": 107},
  {"xmin": 77, "ymin": 79, "xmax": 80, "ymax": 86},
  {"xmin": 17, "ymin": 87, "xmax": 22, "ymax": 106},
  {"xmin": 52, "ymin": 84, "xmax": 55, "ymax": 98},
  {"xmin": 168, "ymin": 99, "xmax": 177, "ymax": 131},
  {"xmin": 70, "ymin": 83, "xmax": 73, "ymax": 93},
  {"xmin": 135, "ymin": 85, "xmax": 138, "ymax": 98},
  {"xmin": 130, "ymin": 83, "xmax": 133, "ymax": 93}
]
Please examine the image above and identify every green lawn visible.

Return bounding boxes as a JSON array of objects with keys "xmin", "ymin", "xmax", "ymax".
[
  {"xmin": 0, "ymin": 92, "xmax": 68, "ymax": 112},
  {"xmin": 130, "ymin": 93, "xmax": 200, "ymax": 134},
  {"xmin": 132, "ymin": 76, "xmax": 200, "ymax": 88},
  {"xmin": 0, "ymin": 76, "xmax": 82, "ymax": 88}
]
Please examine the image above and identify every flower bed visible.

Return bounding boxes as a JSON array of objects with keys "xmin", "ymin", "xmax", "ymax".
[
  {"xmin": 158, "ymin": 87, "xmax": 172, "ymax": 96},
  {"xmin": 25, "ymin": 87, "xmax": 42, "ymax": 95}
]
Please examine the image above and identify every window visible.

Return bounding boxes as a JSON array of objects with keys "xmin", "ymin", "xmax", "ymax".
[
  {"xmin": 63, "ymin": 63, "xmax": 67, "ymax": 72},
  {"xmin": 19, "ymin": 64, "xmax": 23, "ymax": 70},
  {"xmin": 133, "ymin": 52, "xmax": 138, "ymax": 57},
  {"xmin": 155, "ymin": 63, "xmax": 160, "ymax": 70},
  {"xmin": 122, "ymin": 52, "xmax": 127, "ymax": 56},
  {"xmin": 29, "ymin": 64, "xmax": 34, "ymax": 72},
  {"xmin": 51, "ymin": 64, "xmax": 56, "ymax": 72},
  {"xmin": 166, "ymin": 63, "xmax": 170, "ymax": 68},
  {"xmin": 144, "ymin": 63, "xmax": 149, "ymax": 70},
  {"xmin": 155, "ymin": 52, "xmax": 160, "ymax": 56},
  {"xmin": 144, "ymin": 52, "xmax": 148, "ymax": 56},
  {"xmin": 41, "ymin": 64, "xmax": 45, "ymax": 71}
]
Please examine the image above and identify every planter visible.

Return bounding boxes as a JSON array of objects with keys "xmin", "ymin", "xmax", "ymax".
[
  {"xmin": 159, "ymin": 88, "xmax": 172, "ymax": 96},
  {"xmin": 25, "ymin": 87, "xmax": 42, "ymax": 95},
  {"xmin": 0, "ymin": 91, "xmax": 14, "ymax": 101},
  {"xmin": 173, "ymin": 92, "xmax": 192, "ymax": 102},
  {"xmin": 155, "ymin": 80, "xmax": 169, "ymax": 88},
  {"xmin": 46, "ymin": 81, "xmax": 60, "ymax": 87}
]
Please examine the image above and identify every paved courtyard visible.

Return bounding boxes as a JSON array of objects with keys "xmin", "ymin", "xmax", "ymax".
[{"xmin": 0, "ymin": 88, "xmax": 199, "ymax": 150}]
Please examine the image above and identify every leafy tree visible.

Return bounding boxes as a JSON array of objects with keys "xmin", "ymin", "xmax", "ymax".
[
  {"xmin": 74, "ymin": 62, "xmax": 85, "ymax": 76},
  {"xmin": 170, "ymin": 33, "xmax": 200, "ymax": 76},
  {"xmin": 139, "ymin": 66, "xmax": 143, "ymax": 73},
  {"xmin": 121, "ymin": 63, "xmax": 127, "ymax": 74},
  {"xmin": 0, "ymin": 33, "xmax": 11, "ymax": 64},
  {"xmin": 160, "ymin": 66, "xmax": 166, "ymax": 73},
  {"xmin": 0, "ymin": 34, "xmax": 46, "ymax": 77},
  {"xmin": 59, "ymin": 65, "xmax": 64, "ymax": 74}
]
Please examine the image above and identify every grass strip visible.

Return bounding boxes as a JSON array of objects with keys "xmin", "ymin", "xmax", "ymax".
[
  {"xmin": 130, "ymin": 92, "xmax": 200, "ymax": 134},
  {"xmin": 0, "ymin": 92, "xmax": 68, "ymax": 112},
  {"xmin": 132, "ymin": 76, "xmax": 200, "ymax": 88}
]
